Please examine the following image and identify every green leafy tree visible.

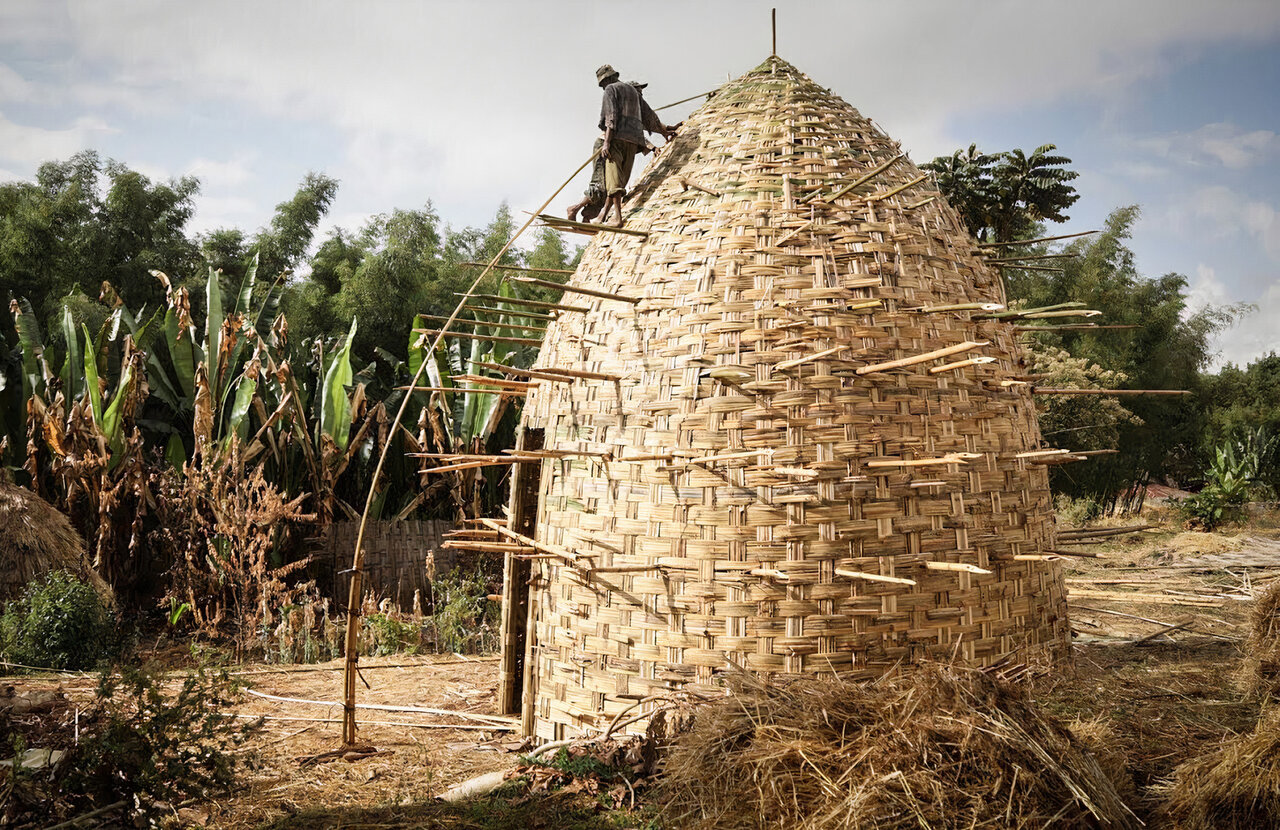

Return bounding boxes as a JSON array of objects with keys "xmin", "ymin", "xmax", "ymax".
[{"xmin": 923, "ymin": 144, "xmax": 1079, "ymax": 243}]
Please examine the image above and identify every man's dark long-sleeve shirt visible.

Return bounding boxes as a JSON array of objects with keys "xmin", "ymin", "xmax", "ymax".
[{"xmin": 598, "ymin": 81, "xmax": 662, "ymax": 148}]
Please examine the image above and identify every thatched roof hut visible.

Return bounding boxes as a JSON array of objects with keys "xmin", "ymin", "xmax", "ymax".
[
  {"xmin": 502, "ymin": 57, "xmax": 1069, "ymax": 740},
  {"xmin": 0, "ymin": 479, "xmax": 112, "ymax": 606}
]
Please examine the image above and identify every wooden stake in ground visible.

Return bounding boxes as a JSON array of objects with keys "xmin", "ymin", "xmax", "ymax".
[{"xmin": 339, "ymin": 150, "xmax": 598, "ymax": 747}]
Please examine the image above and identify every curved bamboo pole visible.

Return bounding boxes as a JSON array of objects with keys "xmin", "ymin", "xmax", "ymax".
[{"xmin": 340, "ymin": 151, "xmax": 596, "ymax": 746}]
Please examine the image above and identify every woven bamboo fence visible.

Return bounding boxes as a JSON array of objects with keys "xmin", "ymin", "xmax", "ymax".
[
  {"xmin": 312, "ymin": 520, "xmax": 453, "ymax": 611},
  {"xmin": 506, "ymin": 57, "xmax": 1070, "ymax": 740}
]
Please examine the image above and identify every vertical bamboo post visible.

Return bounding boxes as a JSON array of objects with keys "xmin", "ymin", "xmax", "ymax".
[
  {"xmin": 771, "ymin": 8, "xmax": 777, "ymax": 56},
  {"xmin": 497, "ymin": 427, "xmax": 544, "ymax": 714},
  {"xmin": 340, "ymin": 153, "xmax": 597, "ymax": 747}
]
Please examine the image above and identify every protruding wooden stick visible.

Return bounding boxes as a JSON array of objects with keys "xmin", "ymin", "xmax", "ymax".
[
  {"xmin": 864, "ymin": 173, "xmax": 929, "ymax": 203},
  {"xmin": 414, "ymin": 328, "xmax": 543, "ymax": 347},
  {"xmin": 911, "ymin": 302, "xmax": 1004, "ymax": 314},
  {"xmin": 984, "ymin": 253, "xmax": 1080, "ymax": 263},
  {"xmin": 865, "ymin": 452, "xmax": 982, "ymax": 468},
  {"xmin": 907, "ymin": 195, "xmax": 937, "ymax": 210},
  {"xmin": 460, "ymin": 294, "xmax": 590, "ymax": 313},
  {"xmin": 481, "ymin": 517, "xmax": 586, "ymax": 564},
  {"xmin": 925, "ymin": 561, "xmax": 993, "ymax": 575},
  {"xmin": 1031, "ymin": 388, "xmax": 1191, "ymax": 396},
  {"xmin": 981, "ymin": 301, "xmax": 1083, "ymax": 319},
  {"xmin": 679, "ymin": 176, "xmax": 720, "ymax": 196},
  {"xmin": 805, "ymin": 152, "xmax": 905, "ymax": 203},
  {"xmin": 462, "ymin": 304, "xmax": 558, "ymax": 320},
  {"xmin": 1014, "ymin": 324, "xmax": 1140, "ymax": 332},
  {"xmin": 929, "ymin": 356, "xmax": 995, "ymax": 374},
  {"xmin": 395, "ymin": 385, "xmax": 525, "ymax": 396},
  {"xmin": 1043, "ymin": 549, "xmax": 1102, "ymax": 558},
  {"xmin": 461, "ymin": 261, "xmax": 574, "ymax": 274},
  {"xmin": 449, "ymin": 374, "xmax": 539, "ymax": 390},
  {"xmin": 978, "ymin": 230, "xmax": 1100, "ymax": 248},
  {"xmin": 418, "ymin": 314, "xmax": 546, "ymax": 334},
  {"xmin": 508, "ymin": 276, "xmax": 641, "ymax": 304},
  {"xmin": 995, "ymin": 263, "xmax": 1065, "ymax": 273},
  {"xmin": 470, "ymin": 359, "xmax": 621, "ymax": 383},
  {"xmin": 776, "ymin": 345, "xmax": 850, "ymax": 371},
  {"xmin": 1014, "ymin": 448, "xmax": 1073, "ymax": 459},
  {"xmin": 834, "ymin": 568, "xmax": 917, "ymax": 586},
  {"xmin": 857, "ymin": 340, "xmax": 988, "ymax": 375}
]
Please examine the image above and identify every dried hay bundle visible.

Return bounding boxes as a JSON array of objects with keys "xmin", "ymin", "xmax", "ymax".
[
  {"xmin": 1155, "ymin": 709, "xmax": 1280, "ymax": 829},
  {"xmin": 0, "ymin": 478, "xmax": 111, "ymax": 605},
  {"xmin": 660, "ymin": 665, "xmax": 1137, "ymax": 830},
  {"xmin": 1241, "ymin": 581, "xmax": 1280, "ymax": 699}
]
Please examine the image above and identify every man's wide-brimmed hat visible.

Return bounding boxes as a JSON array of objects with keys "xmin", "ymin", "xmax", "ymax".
[{"xmin": 596, "ymin": 64, "xmax": 619, "ymax": 83}]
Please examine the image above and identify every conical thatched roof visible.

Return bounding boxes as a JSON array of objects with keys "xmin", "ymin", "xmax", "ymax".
[
  {"xmin": 512, "ymin": 57, "xmax": 1068, "ymax": 739},
  {"xmin": 0, "ymin": 479, "xmax": 112, "ymax": 605}
]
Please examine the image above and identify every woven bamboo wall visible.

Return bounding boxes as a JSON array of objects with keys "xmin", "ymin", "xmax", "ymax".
[
  {"xmin": 514, "ymin": 57, "xmax": 1070, "ymax": 739},
  {"xmin": 313, "ymin": 520, "xmax": 453, "ymax": 611}
]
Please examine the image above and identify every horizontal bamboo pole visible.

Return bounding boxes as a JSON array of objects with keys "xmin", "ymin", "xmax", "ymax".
[
  {"xmin": 589, "ymin": 564, "xmax": 665, "ymax": 574},
  {"xmin": 509, "ymin": 275, "xmax": 641, "ymax": 304},
  {"xmin": 461, "ymin": 261, "xmax": 574, "ymax": 274},
  {"xmin": 929, "ymin": 356, "xmax": 995, "ymax": 374},
  {"xmin": 1059, "ymin": 524, "xmax": 1155, "ymax": 538},
  {"xmin": 1014, "ymin": 324, "xmax": 1140, "ymax": 332},
  {"xmin": 925, "ymin": 561, "xmax": 993, "ymax": 575},
  {"xmin": 449, "ymin": 374, "xmax": 539, "ymax": 390},
  {"xmin": 864, "ymin": 173, "xmax": 929, "ymax": 203},
  {"xmin": 423, "ymin": 459, "xmax": 523, "ymax": 474},
  {"xmin": 995, "ymin": 263, "xmax": 1065, "ymax": 273},
  {"xmin": 984, "ymin": 253, "xmax": 1080, "ymax": 263},
  {"xmin": 834, "ymin": 568, "xmax": 916, "ymax": 586},
  {"xmin": 1031, "ymin": 388, "xmax": 1191, "ymax": 396},
  {"xmin": 907, "ymin": 195, "xmax": 937, "ymax": 210},
  {"xmin": 410, "ymin": 453, "xmax": 544, "ymax": 461},
  {"xmin": 864, "ymin": 453, "xmax": 982, "ymax": 468},
  {"xmin": 856, "ymin": 340, "xmax": 988, "ymax": 375},
  {"xmin": 442, "ymin": 541, "xmax": 536, "ymax": 554},
  {"xmin": 461, "ymin": 294, "xmax": 589, "ymax": 313},
  {"xmin": 461, "ymin": 304, "xmax": 558, "ymax": 320},
  {"xmin": 1043, "ymin": 549, "xmax": 1102, "ymax": 558},
  {"xmin": 982, "ymin": 301, "xmax": 1084, "ymax": 319},
  {"xmin": 535, "ymin": 213, "xmax": 649, "ymax": 238},
  {"xmin": 413, "ymin": 328, "xmax": 544, "ymax": 347},
  {"xmin": 978, "ymin": 230, "xmax": 1099, "ymax": 248},
  {"xmin": 470, "ymin": 359, "xmax": 620, "ymax": 383},
  {"xmin": 1014, "ymin": 448, "xmax": 1073, "ymax": 459},
  {"xmin": 481, "ymin": 517, "xmax": 586, "ymax": 564},
  {"xmin": 910, "ymin": 302, "xmax": 1004, "ymax": 314},
  {"xmin": 418, "ymin": 314, "xmax": 546, "ymax": 334},
  {"xmin": 395, "ymin": 385, "xmax": 525, "ymax": 396}
]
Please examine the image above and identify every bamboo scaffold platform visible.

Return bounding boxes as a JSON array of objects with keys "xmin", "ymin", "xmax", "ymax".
[{"xmin": 498, "ymin": 56, "xmax": 1083, "ymax": 741}]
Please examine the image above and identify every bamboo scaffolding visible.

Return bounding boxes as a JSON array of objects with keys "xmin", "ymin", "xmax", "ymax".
[
  {"xmin": 339, "ymin": 148, "xmax": 600, "ymax": 747},
  {"xmin": 508, "ymin": 275, "xmax": 641, "ymax": 304},
  {"xmin": 856, "ymin": 341, "xmax": 988, "ymax": 375},
  {"xmin": 535, "ymin": 213, "xmax": 649, "ymax": 238}
]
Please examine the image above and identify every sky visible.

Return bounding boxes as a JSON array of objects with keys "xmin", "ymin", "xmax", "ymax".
[{"xmin": 2, "ymin": 0, "xmax": 1279, "ymax": 367}]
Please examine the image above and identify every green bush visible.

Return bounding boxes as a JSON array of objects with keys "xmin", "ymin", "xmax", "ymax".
[
  {"xmin": 0, "ymin": 571, "xmax": 118, "ymax": 670},
  {"xmin": 427, "ymin": 568, "xmax": 500, "ymax": 654},
  {"xmin": 1176, "ymin": 441, "xmax": 1254, "ymax": 530}
]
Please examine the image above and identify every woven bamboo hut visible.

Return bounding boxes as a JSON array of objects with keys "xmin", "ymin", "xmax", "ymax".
[
  {"xmin": 499, "ymin": 57, "xmax": 1070, "ymax": 739},
  {"xmin": 0, "ymin": 479, "xmax": 112, "ymax": 605}
]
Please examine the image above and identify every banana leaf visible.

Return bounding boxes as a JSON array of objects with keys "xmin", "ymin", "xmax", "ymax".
[
  {"xmin": 319, "ymin": 318, "xmax": 357, "ymax": 453},
  {"xmin": 11, "ymin": 298, "xmax": 46, "ymax": 400},
  {"xmin": 205, "ymin": 266, "xmax": 224, "ymax": 398},
  {"xmin": 81, "ymin": 323, "xmax": 103, "ymax": 425},
  {"xmin": 164, "ymin": 307, "xmax": 198, "ymax": 401},
  {"xmin": 59, "ymin": 305, "xmax": 82, "ymax": 402},
  {"xmin": 101, "ymin": 357, "xmax": 135, "ymax": 466}
]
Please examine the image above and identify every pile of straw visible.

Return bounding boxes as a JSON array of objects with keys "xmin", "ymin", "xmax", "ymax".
[
  {"xmin": 1155, "ymin": 710, "xmax": 1280, "ymax": 829},
  {"xmin": 659, "ymin": 665, "xmax": 1137, "ymax": 830},
  {"xmin": 1241, "ymin": 581, "xmax": 1280, "ymax": 699},
  {"xmin": 0, "ymin": 478, "xmax": 111, "ymax": 605}
]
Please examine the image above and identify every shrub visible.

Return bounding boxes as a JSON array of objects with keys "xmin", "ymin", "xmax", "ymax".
[
  {"xmin": 1177, "ymin": 441, "xmax": 1252, "ymax": 530},
  {"xmin": 426, "ymin": 568, "xmax": 500, "ymax": 654},
  {"xmin": 0, "ymin": 570, "xmax": 118, "ymax": 670},
  {"xmin": 1055, "ymin": 494, "xmax": 1103, "ymax": 527}
]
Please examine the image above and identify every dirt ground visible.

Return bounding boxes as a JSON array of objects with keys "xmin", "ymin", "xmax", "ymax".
[{"xmin": 6, "ymin": 509, "xmax": 1279, "ymax": 828}]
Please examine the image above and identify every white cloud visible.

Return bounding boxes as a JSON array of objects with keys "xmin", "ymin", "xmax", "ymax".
[
  {"xmin": 1186, "ymin": 264, "xmax": 1231, "ymax": 309},
  {"xmin": 1213, "ymin": 279, "xmax": 1280, "ymax": 366},
  {"xmin": 1159, "ymin": 185, "xmax": 1280, "ymax": 264},
  {"xmin": 0, "ymin": 111, "xmax": 116, "ymax": 168},
  {"xmin": 1140, "ymin": 122, "xmax": 1279, "ymax": 169}
]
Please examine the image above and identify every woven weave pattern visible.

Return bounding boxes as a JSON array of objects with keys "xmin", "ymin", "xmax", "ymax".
[{"xmin": 517, "ymin": 58, "xmax": 1069, "ymax": 739}]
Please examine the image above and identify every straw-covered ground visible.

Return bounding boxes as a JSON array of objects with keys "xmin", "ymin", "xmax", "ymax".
[{"xmin": 5, "ymin": 509, "xmax": 1279, "ymax": 828}]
